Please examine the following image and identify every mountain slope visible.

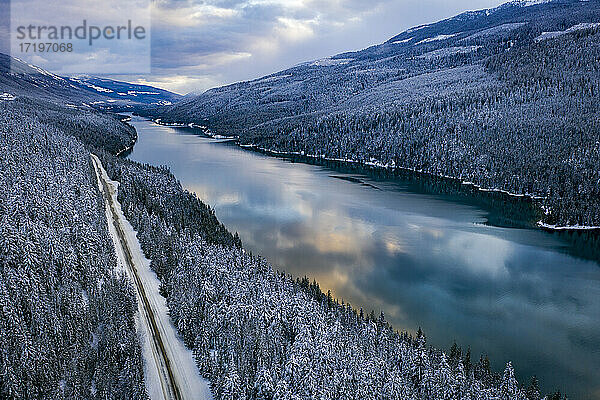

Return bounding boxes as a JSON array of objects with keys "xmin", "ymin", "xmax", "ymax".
[
  {"xmin": 0, "ymin": 53, "xmax": 180, "ymax": 109},
  {"xmin": 69, "ymin": 76, "xmax": 181, "ymax": 106},
  {"xmin": 144, "ymin": 0, "xmax": 600, "ymax": 227},
  {"xmin": 147, "ymin": 0, "xmax": 599, "ymax": 131},
  {"xmin": 0, "ymin": 102, "xmax": 146, "ymax": 399},
  {"xmin": 0, "ymin": 53, "xmax": 183, "ymax": 155},
  {"xmin": 0, "ymin": 54, "xmax": 100, "ymax": 104}
]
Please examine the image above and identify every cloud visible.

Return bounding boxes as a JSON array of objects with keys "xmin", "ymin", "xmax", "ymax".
[
  {"xmin": 8, "ymin": 0, "xmax": 505, "ymax": 92},
  {"xmin": 9, "ymin": 0, "xmax": 151, "ymax": 74},
  {"xmin": 124, "ymin": 74, "xmax": 221, "ymax": 94},
  {"xmin": 142, "ymin": 0, "xmax": 507, "ymax": 93},
  {"xmin": 273, "ymin": 17, "xmax": 316, "ymax": 42},
  {"xmin": 152, "ymin": 3, "xmax": 240, "ymax": 28}
]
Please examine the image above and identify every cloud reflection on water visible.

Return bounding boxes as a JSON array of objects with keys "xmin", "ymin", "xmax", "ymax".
[{"xmin": 129, "ymin": 119, "xmax": 600, "ymax": 399}]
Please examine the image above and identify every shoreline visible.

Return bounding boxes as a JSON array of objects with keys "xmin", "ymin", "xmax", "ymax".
[
  {"xmin": 244, "ymin": 145, "xmax": 600, "ymax": 231},
  {"xmin": 115, "ymin": 115, "xmax": 139, "ymax": 157},
  {"xmin": 137, "ymin": 115, "xmax": 599, "ymax": 234}
]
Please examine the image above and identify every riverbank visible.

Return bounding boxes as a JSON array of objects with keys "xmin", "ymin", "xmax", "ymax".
[
  {"xmin": 133, "ymin": 112, "xmax": 600, "ymax": 237},
  {"xmin": 114, "ymin": 114, "xmax": 138, "ymax": 157},
  {"xmin": 137, "ymin": 114, "xmax": 600, "ymax": 234},
  {"xmin": 175, "ymin": 118, "xmax": 600, "ymax": 262},
  {"xmin": 122, "ymin": 114, "xmax": 600, "ymax": 399},
  {"xmin": 237, "ymin": 143, "xmax": 600, "ymax": 264},
  {"xmin": 240, "ymin": 144, "xmax": 600, "ymax": 232}
]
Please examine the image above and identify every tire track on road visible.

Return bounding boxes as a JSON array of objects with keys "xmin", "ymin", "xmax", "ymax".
[{"xmin": 92, "ymin": 154, "xmax": 183, "ymax": 400}]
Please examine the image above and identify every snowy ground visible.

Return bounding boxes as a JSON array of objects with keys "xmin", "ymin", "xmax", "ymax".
[
  {"xmin": 91, "ymin": 154, "xmax": 212, "ymax": 400},
  {"xmin": 0, "ymin": 92, "xmax": 16, "ymax": 101},
  {"xmin": 535, "ymin": 22, "xmax": 600, "ymax": 42}
]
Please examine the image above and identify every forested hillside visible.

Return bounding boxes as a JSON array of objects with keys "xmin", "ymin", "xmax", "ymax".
[
  {"xmin": 96, "ymin": 148, "xmax": 555, "ymax": 400},
  {"xmin": 0, "ymin": 4, "xmax": 580, "ymax": 396},
  {"xmin": 144, "ymin": 0, "xmax": 600, "ymax": 227},
  {"xmin": 0, "ymin": 56, "xmax": 188, "ymax": 397},
  {"xmin": 7, "ymin": 96, "xmax": 137, "ymax": 154},
  {"xmin": 0, "ymin": 103, "xmax": 145, "ymax": 398},
  {"xmin": 0, "ymin": 81, "xmax": 569, "ymax": 399},
  {"xmin": 69, "ymin": 76, "xmax": 181, "ymax": 107}
]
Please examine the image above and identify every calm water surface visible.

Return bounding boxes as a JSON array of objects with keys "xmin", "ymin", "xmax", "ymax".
[{"xmin": 127, "ymin": 116, "xmax": 600, "ymax": 399}]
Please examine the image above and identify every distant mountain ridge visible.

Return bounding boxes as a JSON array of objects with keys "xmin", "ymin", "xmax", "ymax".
[
  {"xmin": 0, "ymin": 53, "xmax": 180, "ymax": 109},
  {"xmin": 69, "ymin": 75, "xmax": 181, "ymax": 106}
]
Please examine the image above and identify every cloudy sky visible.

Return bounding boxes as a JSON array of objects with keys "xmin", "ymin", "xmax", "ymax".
[
  {"xmin": 5, "ymin": 0, "xmax": 508, "ymax": 94},
  {"xmin": 135, "ymin": 0, "xmax": 506, "ymax": 94}
]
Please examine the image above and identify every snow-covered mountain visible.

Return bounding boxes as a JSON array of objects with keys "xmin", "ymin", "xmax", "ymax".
[
  {"xmin": 141, "ymin": 0, "xmax": 600, "ymax": 228},
  {"xmin": 0, "ymin": 53, "xmax": 180, "ymax": 109},
  {"xmin": 69, "ymin": 76, "xmax": 181, "ymax": 106},
  {"xmin": 146, "ymin": 0, "xmax": 597, "ymax": 130},
  {"xmin": 0, "ymin": 53, "xmax": 98, "ymax": 104}
]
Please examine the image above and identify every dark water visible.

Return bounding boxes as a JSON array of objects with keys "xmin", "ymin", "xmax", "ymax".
[{"xmin": 126, "ymin": 116, "xmax": 600, "ymax": 399}]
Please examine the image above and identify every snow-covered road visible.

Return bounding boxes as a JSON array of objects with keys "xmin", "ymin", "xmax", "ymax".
[{"xmin": 91, "ymin": 154, "xmax": 212, "ymax": 400}]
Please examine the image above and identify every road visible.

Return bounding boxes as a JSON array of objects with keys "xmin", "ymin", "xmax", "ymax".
[{"xmin": 91, "ymin": 154, "xmax": 212, "ymax": 400}]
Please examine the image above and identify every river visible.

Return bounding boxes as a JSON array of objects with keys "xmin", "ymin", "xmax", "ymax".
[{"xmin": 126, "ymin": 115, "xmax": 600, "ymax": 399}]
